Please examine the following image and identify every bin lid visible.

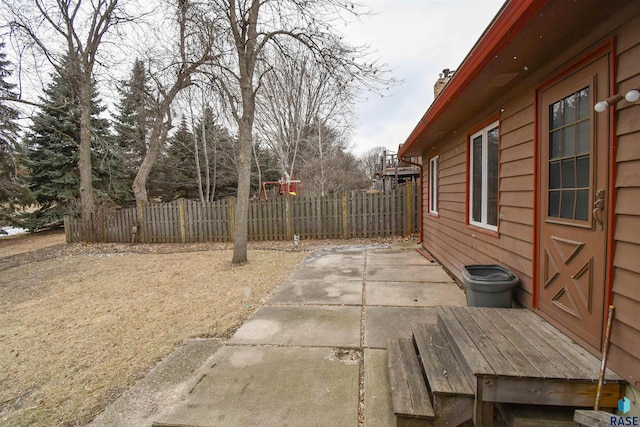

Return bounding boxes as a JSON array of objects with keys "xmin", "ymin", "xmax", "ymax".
[{"xmin": 463, "ymin": 264, "xmax": 517, "ymax": 282}]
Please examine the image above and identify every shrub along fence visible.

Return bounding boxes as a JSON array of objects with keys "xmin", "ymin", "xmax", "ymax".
[{"xmin": 64, "ymin": 185, "xmax": 419, "ymax": 243}]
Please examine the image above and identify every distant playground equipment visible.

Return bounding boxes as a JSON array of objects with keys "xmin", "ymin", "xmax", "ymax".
[{"xmin": 259, "ymin": 173, "xmax": 301, "ymax": 200}]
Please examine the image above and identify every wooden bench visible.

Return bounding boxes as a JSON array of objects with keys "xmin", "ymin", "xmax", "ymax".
[{"xmin": 387, "ymin": 337, "xmax": 435, "ymax": 426}]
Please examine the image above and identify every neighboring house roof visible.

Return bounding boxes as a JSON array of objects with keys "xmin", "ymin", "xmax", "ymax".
[{"xmin": 399, "ymin": 0, "xmax": 630, "ymax": 158}]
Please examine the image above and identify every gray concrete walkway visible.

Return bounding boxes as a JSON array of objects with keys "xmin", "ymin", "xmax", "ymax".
[{"xmin": 101, "ymin": 243, "xmax": 467, "ymax": 426}]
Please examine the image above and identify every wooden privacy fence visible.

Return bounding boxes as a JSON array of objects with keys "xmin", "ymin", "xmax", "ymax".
[{"xmin": 65, "ymin": 185, "xmax": 419, "ymax": 243}]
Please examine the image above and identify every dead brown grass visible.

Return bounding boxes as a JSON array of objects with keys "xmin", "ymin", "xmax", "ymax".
[
  {"xmin": 0, "ymin": 247, "xmax": 307, "ymax": 426},
  {"xmin": 0, "ymin": 230, "xmax": 66, "ymax": 258}
]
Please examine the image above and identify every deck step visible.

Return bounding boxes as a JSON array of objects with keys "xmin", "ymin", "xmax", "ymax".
[
  {"xmin": 496, "ymin": 403, "xmax": 580, "ymax": 427},
  {"xmin": 573, "ymin": 410, "xmax": 617, "ymax": 427},
  {"xmin": 387, "ymin": 338, "xmax": 435, "ymax": 426},
  {"xmin": 413, "ymin": 323, "xmax": 474, "ymax": 426}
]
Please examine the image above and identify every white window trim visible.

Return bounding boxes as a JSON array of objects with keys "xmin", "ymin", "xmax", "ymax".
[
  {"xmin": 429, "ymin": 155, "xmax": 439, "ymax": 214},
  {"xmin": 469, "ymin": 121, "xmax": 499, "ymax": 232}
]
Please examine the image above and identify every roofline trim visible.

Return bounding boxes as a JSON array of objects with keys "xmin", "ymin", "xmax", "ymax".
[{"xmin": 400, "ymin": 0, "xmax": 548, "ymax": 157}]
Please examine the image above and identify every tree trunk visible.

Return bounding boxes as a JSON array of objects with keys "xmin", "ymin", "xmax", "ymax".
[
  {"xmin": 133, "ymin": 122, "xmax": 165, "ymax": 203},
  {"xmin": 193, "ymin": 131, "xmax": 205, "ymax": 202},
  {"xmin": 202, "ymin": 112, "xmax": 210, "ymax": 202},
  {"xmin": 78, "ymin": 80, "xmax": 96, "ymax": 241},
  {"xmin": 252, "ymin": 140, "xmax": 262, "ymax": 200},
  {"xmin": 188, "ymin": 91, "xmax": 205, "ymax": 202},
  {"xmin": 210, "ymin": 134, "xmax": 217, "ymax": 202},
  {"xmin": 232, "ymin": 114, "xmax": 253, "ymax": 264},
  {"xmin": 230, "ymin": 0, "xmax": 259, "ymax": 264},
  {"xmin": 192, "ymin": 124, "xmax": 205, "ymax": 203}
]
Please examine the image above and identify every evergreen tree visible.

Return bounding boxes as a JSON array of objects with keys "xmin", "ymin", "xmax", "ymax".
[
  {"xmin": 156, "ymin": 117, "xmax": 198, "ymax": 200},
  {"xmin": 0, "ymin": 42, "xmax": 30, "ymax": 219},
  {"xmin": 154, "ymin": 111, "xmax": 244, "ymax": 202},
  {"xmin": 113, "ymin": 59, "xmax": 153, "ymax": 187},
  {"xmin": 23, "ymin": 63, "xmax": 130, "ymax": 230}
]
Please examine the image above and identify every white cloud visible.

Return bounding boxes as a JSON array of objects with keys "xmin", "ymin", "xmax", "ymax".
[{"xmin": 344, "ymin": 0, "xmax": 506, "ymax": 154}]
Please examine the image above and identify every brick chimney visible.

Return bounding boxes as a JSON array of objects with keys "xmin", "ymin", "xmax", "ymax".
[{"xmin": 434, "ymin": 68, "xmax": 455, "ymax": 98}]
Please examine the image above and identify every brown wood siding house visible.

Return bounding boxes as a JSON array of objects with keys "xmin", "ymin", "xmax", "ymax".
[{"xmin": 400, "ymin": 0, "xmax": 640, "ymax": 391}]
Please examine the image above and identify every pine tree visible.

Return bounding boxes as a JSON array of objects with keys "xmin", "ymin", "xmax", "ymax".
[
  {"xmin": 156, "ymin": 117, "xmax": 198, "ymax": 200},
  {"xmin": 154, "ymin": 112, "xmax": 244, "ymax": 202},
  {"xmin": 0, "ymin": 42, "xmax": 30, "ymax": 218},
  {"xmin": 23, "ymin": 63, "xmax": 130, "ymax": 230},
  {"xmin": 113, "ymin": 59, "xmax": 153, "ymax": 187}
]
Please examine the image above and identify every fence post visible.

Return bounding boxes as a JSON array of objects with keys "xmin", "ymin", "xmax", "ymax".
[
  {"xmin": 342, "ymin": 190, "xmax": 348, "ymax": 239},
  {"xmin": 228, "ymin": 197, "xmax": 235, "ymax": 241},
  {"xmin": 179, "ymin": 198, "xmax": 187, "ymax": 243},
  {"xmin": 405, "ymin": 185, "xmax": 413, "ymax": 235},
  {"xmin": 285, "ymin": 194, "xmax": 293, "ymax": 240},
  {"xmin": 99, "ymin": 209, "xmax": 106, "ymax": 242},
  {"xmin": 64, "ymin": 215, "xmax": 70, "ymax": 243}
]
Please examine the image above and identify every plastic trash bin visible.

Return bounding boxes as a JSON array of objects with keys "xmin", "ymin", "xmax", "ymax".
[{"xmin": 462, "ymin": 265, "xmax": 519, "ymax": 308}]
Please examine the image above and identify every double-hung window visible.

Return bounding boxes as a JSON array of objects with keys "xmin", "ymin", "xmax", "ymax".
[
  {"xmin": 429, "ymin": 155, "xmax": 439, "ymax": 214},
  {"xmin": 469, "ymin": 121, "xmax": 499, "ymax": 231}
]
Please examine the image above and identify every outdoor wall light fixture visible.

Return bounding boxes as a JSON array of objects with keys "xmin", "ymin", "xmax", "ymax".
[
  {"xmin": 594, "ymin": 89, "xmax": 640, "ymax": 112},
  {"xmin": 594, "ymin": 94, "xmax": 623, "ymax": 112}
]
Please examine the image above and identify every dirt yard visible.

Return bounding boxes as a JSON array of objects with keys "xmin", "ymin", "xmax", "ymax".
[
  {"xmin": 0, "ymin": 232, "xmax": 311, "ymax": 427},
  {"xmin": 0, "ymin": 231, "xmax": 408, "ymax": 426}
]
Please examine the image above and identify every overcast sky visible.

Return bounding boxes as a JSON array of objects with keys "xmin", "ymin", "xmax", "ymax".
[
  {"xmin": 343, "ymin": 0, "xmax": 506, "ymax": 155},
  {"xmin": 4, "ymin": 0, "xmax": 505, "ymax": 157}
]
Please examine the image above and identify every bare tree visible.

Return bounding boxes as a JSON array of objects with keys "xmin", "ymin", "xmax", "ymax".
[
  {"xmin": 206, "ymin": 0, "xmax": 392, "ymax": 263},
  {"xmin": 361, "ymin": 145, "xmax": 386, "ymax": 180},
  {"xmin": 178, "ymin": 89, "xmax": 223, "ymax": 202},
  {"xmin": 4, "ymin": 0, "xmax": 130, "ymax": 239},
  {"xmin": 185, "ymin": 86, "xmax": 206, "ymax": 202},
  {"xmin": 131, "ymin": 0, "xmax": 220, "ymax": 206},
  {"xmin": 254, "ymin": 43, "xmax": 353, "ymax": 182}
]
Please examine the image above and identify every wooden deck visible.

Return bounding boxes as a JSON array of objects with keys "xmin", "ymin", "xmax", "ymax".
[
  {"xmin": 388, "ymin": 306, "xmax": 626, "ymax": 427},
  {"xmin": 438, "ymin": 306, "xmax": 625, "ymax": 426}
]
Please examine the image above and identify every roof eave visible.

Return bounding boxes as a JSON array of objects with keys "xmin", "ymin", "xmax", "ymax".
[{"xmin": 399, "ymin": 0, "xmax": 548, "ymax": 158}]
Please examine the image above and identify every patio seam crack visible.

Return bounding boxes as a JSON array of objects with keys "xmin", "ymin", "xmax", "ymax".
[{"xmin": 358, "ymin": 250, "xmax": 367, "ymax": 427}]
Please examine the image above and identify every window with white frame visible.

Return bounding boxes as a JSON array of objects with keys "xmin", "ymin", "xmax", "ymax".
[
  {"xmin": 469, "ymin": 121, "xmax": 499, "ymax": 231},
  {"xmin": 429, "ymin": 155, "xmax": 439, "ymax": 214}
]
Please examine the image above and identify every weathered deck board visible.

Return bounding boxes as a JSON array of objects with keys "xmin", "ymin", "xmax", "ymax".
[
  {"xmin": 473, "ymin": 308, "xmax": 555, "ymax": 378},
  {"xmin": 413, "ymin": 323, "xmax": 474, "ymax": 427},
  {"xmin": 490, "ymin": 308, "xmax": 590, "ymax": 379},
  {"xmin": 437, "ymin": 305, "xmax": 494, "ymax": 383},
  {"xmin": 452, "ymin": 307, "xmax": 519, "ymax": 377},
  {"xmin": 387, "ymin": 338, "xmax": 435, "ymax": 421},
  {"xmin": 520, "ymin": 310, "xmax": 610, "ymax": 377},
  {"xmin": 573, "ymin": 409, "xmax": 615, "ymax": 427},
  {"xmin": 413, "ymin": 323, "xmax": 473, "ymax": 396}
]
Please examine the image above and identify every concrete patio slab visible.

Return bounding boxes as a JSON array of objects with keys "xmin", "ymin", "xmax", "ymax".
[
  {"xmin": 269, "ymin": 277, "xmax": 362, "ymax": 305},
  {"xmin": 228, "ymin": 305, "xmax": 361, "ymax": 347},
  {"xmin": 366, "ymin": 244, "xmax": 420, "ymax": 254},
  {"xmin": 366, "ymin": 264, "xmax": 453, "ymax": 282},
  {"xmin": 287, "ymin": 264, "xmax": 363, "ymax": 281},
  {"xmin": 154, "ymin": 346, "xmax": 360, "ymax": 427},
  {"xmin": 364, "ymin": 306, "xmax": 437, "ymax": 349},
  {"xmin": 91, "ymin": 339, "xmax": 223, "ymax": 427},
  {"xmin": 364, "ymin": 349, "xmax": 394, "ymax": 427},
  {"xmin": 105, "ymin": 243, "xmax": 472, "ymax": 427},
  {"xmin": 303, "ymin": 253, "xmax": 365, "ymax": 267},
  {"xmin": 367, "ymin": 252, "xmax": 434, "ymax": 266},
  {"xmin": 366, "ymin": 281, "xmax": 466, "ymax": 307}
]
